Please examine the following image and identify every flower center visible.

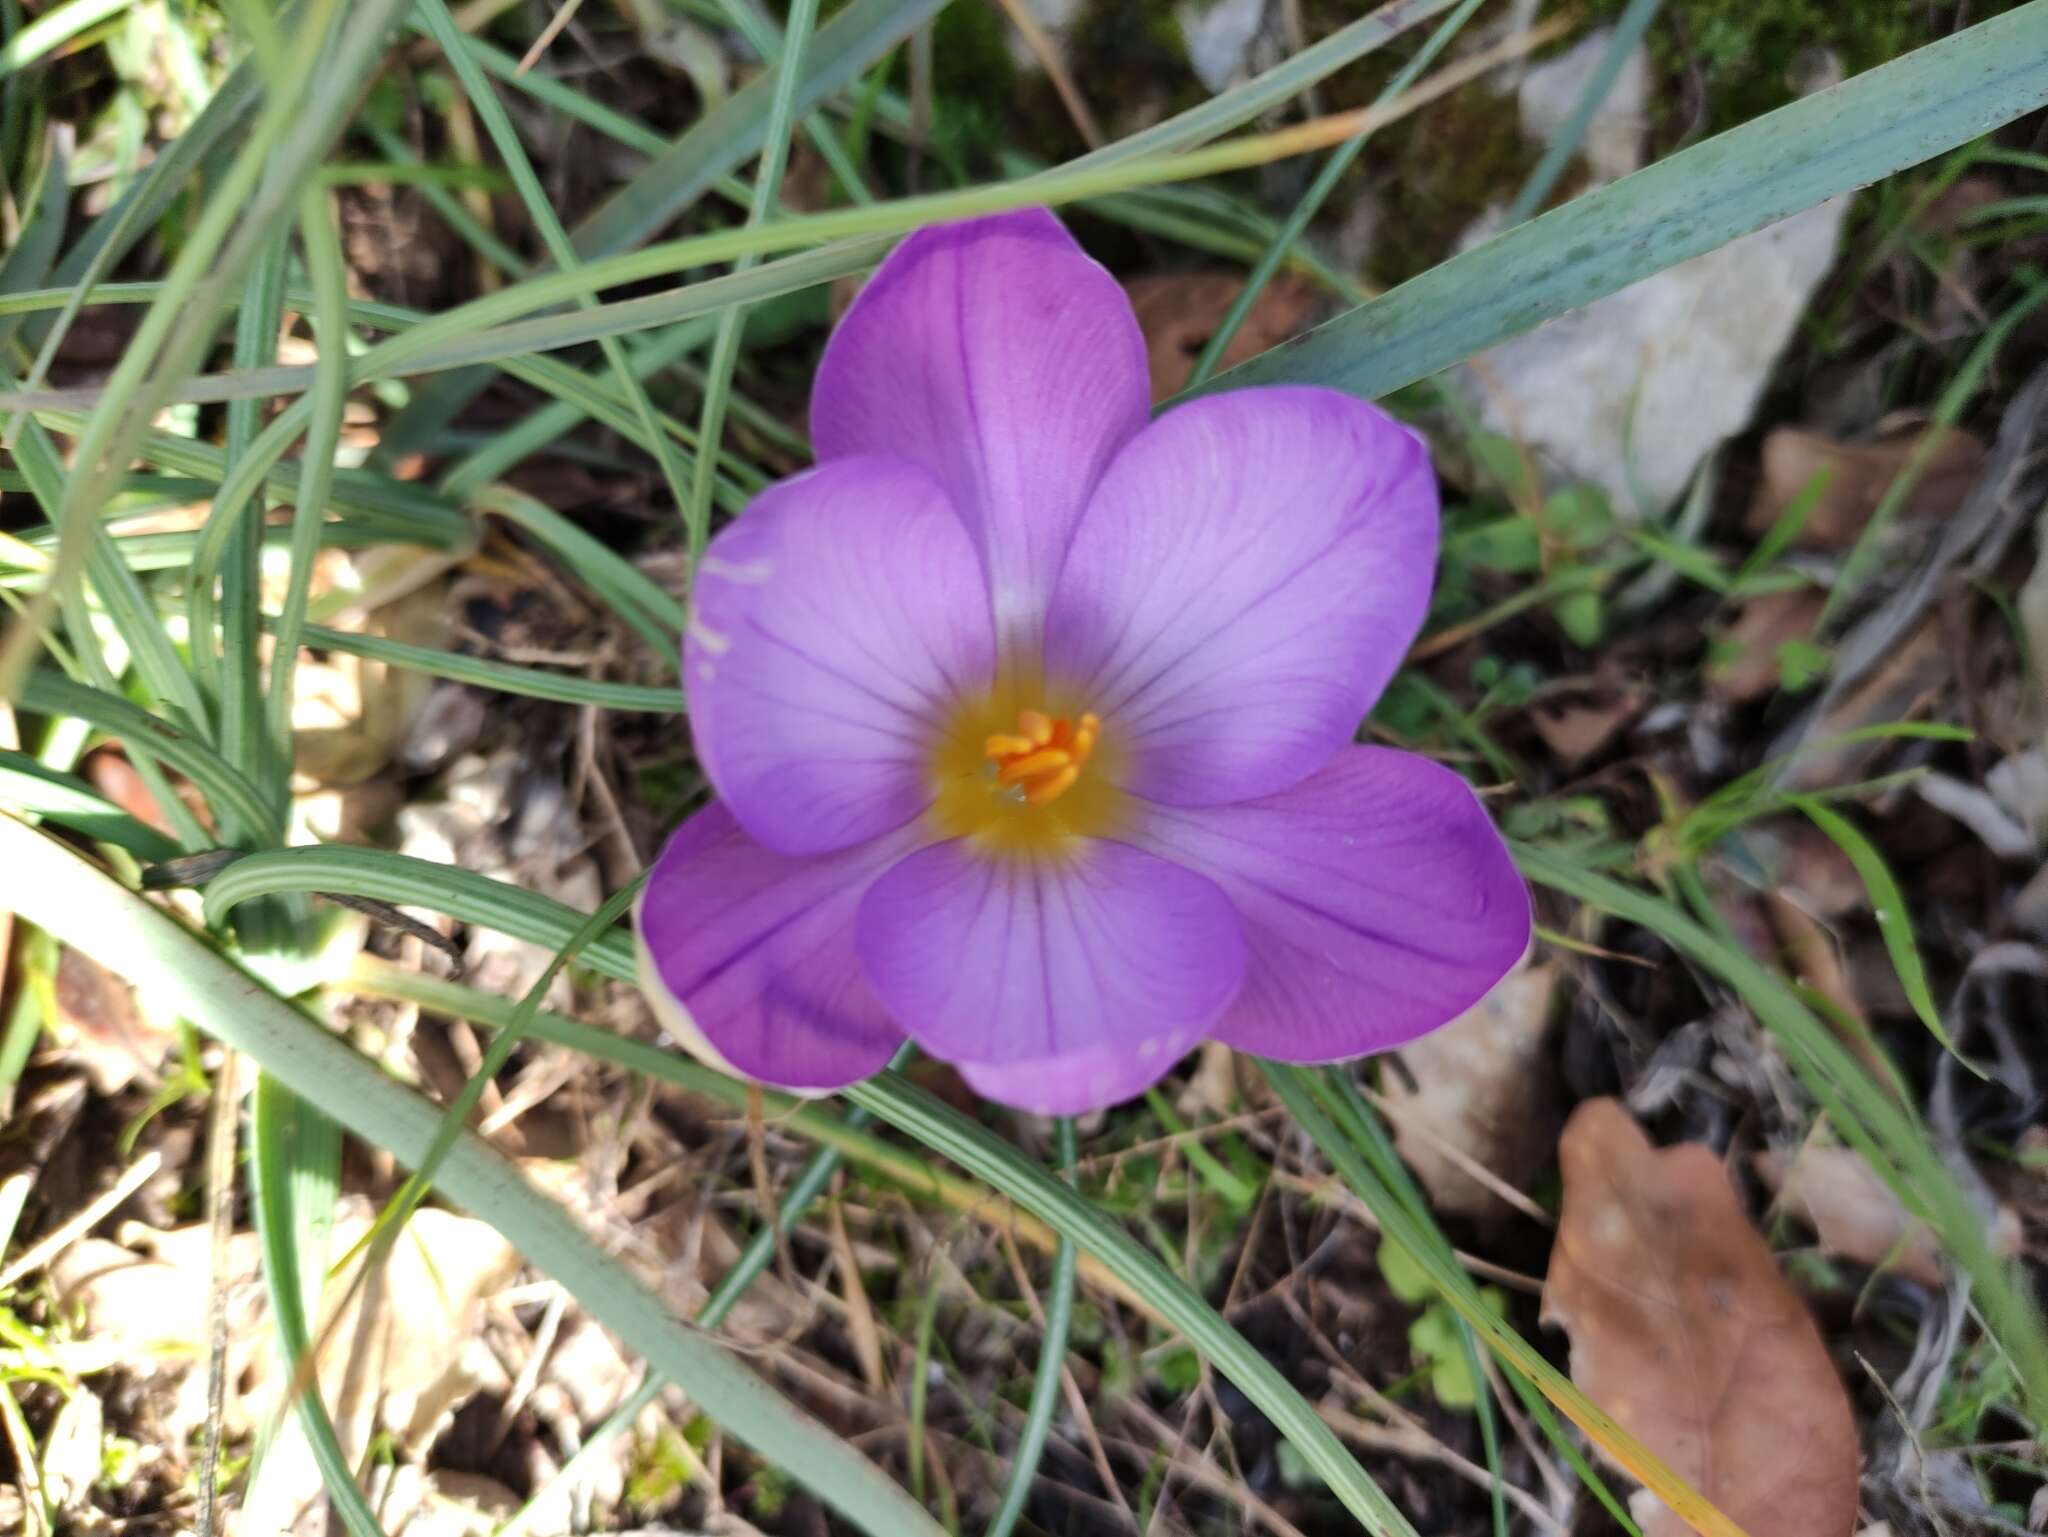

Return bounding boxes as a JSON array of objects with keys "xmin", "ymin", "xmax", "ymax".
[
  {"xmin": 927, "ymin": 674, "xmax": 1128, "ymax": 857},
  {"xmin": 983, "ymin": 709, "xmax": 1100, "ymax": 807}
]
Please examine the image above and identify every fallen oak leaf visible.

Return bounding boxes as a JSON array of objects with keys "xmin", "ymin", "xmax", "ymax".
[{"xmin": 1544, "ymin": 1099, "xmax": 1861, "ymax": 1537}]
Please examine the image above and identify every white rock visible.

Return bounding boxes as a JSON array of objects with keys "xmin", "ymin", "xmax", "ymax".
[
  {"xmin": 1453, "ymin": 30, "xmax": 1850, "ymax": 522},
  {"xmin": 1464, "ymin": 197, "xmax": 1850, "ymax": 521},
  {"xmin": 1002, "ymin": 0, "xmax": 1088, "ymax": 71},
  {"xmin": 1516, "ymin": 27, "xmax": 1649, "ymax": 183},
  {"xmin": 1177, "ymin": 0, "xmax": 1268, "ymax": 92}
]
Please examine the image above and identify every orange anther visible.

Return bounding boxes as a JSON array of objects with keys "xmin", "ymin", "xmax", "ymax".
[
  {"xmin": 997, "ymin": 747, "xmax": 1072, "ymax": 785},
  {"xmin": 982, "ymin": 706, "xmax": 1102, "ymax": 808},
  {"xmin": 1022, "ymin": 763, "xmax": 1080, "ymax": 805}
]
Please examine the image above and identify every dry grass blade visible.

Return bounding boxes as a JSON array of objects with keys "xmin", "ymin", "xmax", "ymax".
[
  {"xmin": 197, "ymin": 1049, "xmax": 240, "ymax": 1537},
  {"xmin": 991, "ymin": 0, "xmax": 1101, "ymax": 147},
  {"xmin": 0, "ymin": 1149, "xmax": 161, "ymax": 1291}
]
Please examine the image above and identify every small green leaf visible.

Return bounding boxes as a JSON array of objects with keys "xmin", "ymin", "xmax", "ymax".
[
  {"xmin": 1791, "ymin": 796, "xmax": 1975, "ymax": 1072},
  {"xmin": 1448, "ymin": 516, "xmax": 1542, "ymax": 574},
  {"xmin": 1544, "ymin": 487, "xmax": 1615, "ymax": 549},
  {"xmin": 1552, "ymin": 587, "xmax": 1606, "ymax": 647},
  {"xmin": 1468, "ymin": 432, "xmax": 1537, "ymax": 502},
  {"xmin": 1409, "ymin": 1305, "xmax": 1478, "ymax": 1409},
  {"xmin": 1776, "ymin": 638, "xmax": 1831, "ymax": 692},
  {"xmin": 1376, "ymin": 1237, "xmax": 1434, "ymax": 1305}
]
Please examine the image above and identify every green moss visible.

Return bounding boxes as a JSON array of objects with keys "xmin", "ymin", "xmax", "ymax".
[
  {"xmin": 928, "ymin": 1, "xmax": 1016, "ymax": 103},
  {"xmin": 1068, "ymin": 0, "xmax": 1208, "ymax": 130},
  {"xmin": 1565, "ymin": 0, "xmax": 2031, "ymax": 134},
  {"xmin": 1362, "ymin": 83, "xmax": 1545, "ymax": 285}
]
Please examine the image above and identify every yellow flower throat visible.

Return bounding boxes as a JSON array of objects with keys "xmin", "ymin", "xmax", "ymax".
[{"xmin": 927, "ymin": 672, "xmax": 1128, "ymax": 857}]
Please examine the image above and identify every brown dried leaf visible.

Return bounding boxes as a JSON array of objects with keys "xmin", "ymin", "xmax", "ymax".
[
  {"xmin": 1755, "ymin": 1144, "xmax": 2019, "ymax": 1288},
  {"xmin": 1914, "ymin": 174, "xmax": 2006, "ymax": 239},
  {"xmin": 1385, "ymin": 960, "xmax": 1558, "ymax": 1219},
  {"xmin": 1531, "ymin": 685, "xmax": 1645, "ymax": 767},
  {"xmin": 1706, "ymin": 588, "xmax": 1826, "ymax": 704},
  {"xmin": 292, "ymin": 556, "xmax": 454, "ymax": 790},
  {"xmin": 51, "ymin": 946, "xmax": 173, "ymax": 1094},
  {"xmin": 1782, "ymin": 617, "xmax": 1948, "ymax": 792},
  {"xmin": 1776, "ymin": 822, "xmax": 1867, "ymax": 919},
  {"xmin": 1126, "ymin": 271, "xmax": 1319, "ymax": 403},
  {"xmin": 1747, "ymin": 426, "xmax": 1986, "ymax": 552},
  {"xmin": 1544, "ymin": 1099, "xmax": 1861, "ymax": 1537},
  {"xmin": 1754, "ymin": 1145, "xmax": 1942, "ymax": 1286}
]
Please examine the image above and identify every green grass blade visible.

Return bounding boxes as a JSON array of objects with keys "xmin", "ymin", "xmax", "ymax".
[
  {"xmin": 685, "ymin": 0, "xmax": 820, "ymax": 565},
  {"xmin": 571, "ymin": 0, "xmax": 937, "ymax": 260},
  {"xmin": 1315, "ymin": 1072, "xmax": 1638, "ymax": 1530},
  {"xmin": 19, "ymin": 670, "xmax": 270, "ymax": 845},
  {"xmin": 440, "ymin": 29, "xmax": 667, "ymax": 156},
  {"xmin": 262, "ymin": 186, "xmax": 355, "ymax": 777},
  {"xmin": 0, "ymin": 0, "xmax": 131, "ymax": 77},
  {"xmin": 6, "ymin": 393, "xmax": 211, "ymax": 737},
  {"xmin": 1821, "ymin": 275, "xmax": 2048, "ymax": 626},
  {"xmin": 248, "ymin": 1074, "xmax": 385, "ymax": 1537},
  {"xmin": 1514, "ymin": 842, "xmax": 2048, "ymax": 1424},
  {"xmin": 497, "ymin": 1122, "xmax": 869, "ymax": 1537},
  {"xmin": 1066, "ymin": 0, "xmax": 1458, "ymax": 170},
  {"xmin": 845, "ymin": 1071, "xmax": 1421, "ymax": 1536},
  {"xmin": 1503, "ymin": 0, "xmax": 1664, "ymax": 224},
  {"xmin": 199, "ymin": 845, "xmax": 642, "ymax": 965},
  {"xmin": 724, "ymin": 0, "xmax": 875, "ymax": 205},
  {"xmin": 1790, "ymin": 796, "xmax": 1965, "ymax": 1061},
  {"xmin": 1261, "ymin": 1061, "xmax": 1742, "ymax": 1537},
  {"xmin": 0, "ymin": 815, "xmax": 947, "ymax": 1537},
  {"xmin": 471, "ymin": 485, "xmax": 686, "ymax": 647},
  {"xmin": 982, "ymin": 1116, "xmax": 1076, "ymax": 1537},
  {"xmin": 343, "ymin": 958, "xmax": 1033, "ymax": 1242},
  {"xmin": 0, "ymin": 752, "xmax": 182, "ymax": 860},
  {"xmin": 4, "ymin": 398, "xmax": 214, "ymax": 850},
  {"xmin": 13, "ymin": 42, "xmax": 259, "ymax": 376},
  {"xmin": 0, "ymin": 126, "xmax": 67, "ymax": 354},
  {"xmin": 209, "ymin": 234, "xmax": 292, "ymax": 770},
  {"xmin": 417, "ymin": 0, "xmax": 702, "ymax": 568},
  {"xmin": 434, "ymin": 319, "xmax": 714, "ymax": 503},
  {"xmin": 1209, "ymin": 2, "xmax": 2048, "ymax": 400},
  {"xmin": 373, "ymin": 0, "xmax": 940, "ymax": 466},
  {"xmin": 277, "ymin": 622, "xmax": 681, "ymax": 712},
  {"xmin": 372, "ymin": 0, "xmax": 1443, "ymax": 465},
  {"xmin": 6, "ymin": 0, "xmax": 376, "ymax": 693},
  {"xmin": 1185, "ymin": 0, "xmax": 1483, "ymax": 387}
]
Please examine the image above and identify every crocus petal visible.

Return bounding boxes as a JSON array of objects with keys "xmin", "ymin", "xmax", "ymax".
[
  {"xmin": 854, "ymin": 838, "xmax": 1245, "ymax": 1114},
  {"xmin": 812, "ymin": 210, "xmax": 1150, "ymax": 648},
  {"xmin": 1134, "ymin": 746, "xmax": 1529, "ymax": 1061},
  {"xmin": 637, "ymin": 801, "xmax": 909, "ymax": 1092},
  {"xmin": 1044, "ymin": 387, "xmax": 1437, "ymax": 806},
  {"xmin": 685, "ymin": 455, "xmax": 994, "ymax": 857}
]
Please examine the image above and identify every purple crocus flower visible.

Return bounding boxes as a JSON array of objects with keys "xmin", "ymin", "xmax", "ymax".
[{"xmin": 636, "ymin": 209, "xmax": 1529, "ymax": 1115}]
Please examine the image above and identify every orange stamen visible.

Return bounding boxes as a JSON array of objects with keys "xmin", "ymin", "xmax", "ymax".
[
  {"xmin": 983, "ymin": 707, "xmax": 1102, "ymax": 807},
  {"xmin": 996, "ymin": 747, "xmax": 1072, "ymax": 785},
  {"xmin": 1022, "ymin": 764, "xmax": 1080, "ymax": 805}
]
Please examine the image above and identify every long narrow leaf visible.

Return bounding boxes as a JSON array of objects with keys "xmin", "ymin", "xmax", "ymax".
[
  {"xmin": 1210, "ymin": 2, "xmax": 2048, "ymax": 400},
  {"xmin": 0, "ymin": 814, "xmax": 947, "ymax": 1537}
]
